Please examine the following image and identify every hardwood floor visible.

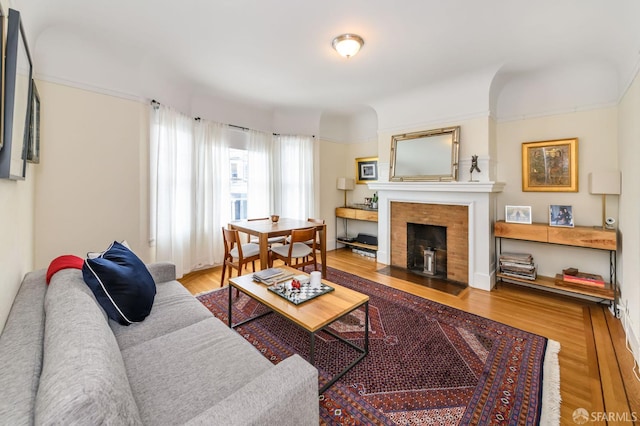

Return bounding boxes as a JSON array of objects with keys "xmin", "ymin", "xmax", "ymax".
[{"xmin": 180, "ymin": 249, "xmax": 640, "ymax": 425}]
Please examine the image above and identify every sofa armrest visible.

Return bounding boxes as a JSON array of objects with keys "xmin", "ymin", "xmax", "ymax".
[
  {"xmin": 183, "ymin": 354, "xmax": 318, "ymax": 426},
  {"xmin": 146, "ymin": 262, "xmax": 176, "ymax": 283}
]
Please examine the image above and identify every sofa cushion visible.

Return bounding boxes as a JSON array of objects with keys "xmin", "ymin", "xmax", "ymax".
[
  {"xmin": 111, "ymin": 279, "xmax": 213, "ymax": 350},
  {"xmin": 35, "ymin": 271, "xmax": 142, "ymax": 424},
  {"xmin": 82, "ymin": 241, "xmax": 156, "ymax": 325},
  {"xmin": 121, "ymin": 317, "xmax": 273, "ymax": 424}
]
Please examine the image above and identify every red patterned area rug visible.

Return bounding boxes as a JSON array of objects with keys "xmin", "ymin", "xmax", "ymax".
[{"xmin": 197, "ymin": 267, "xmax": 560, "ymax": 425}]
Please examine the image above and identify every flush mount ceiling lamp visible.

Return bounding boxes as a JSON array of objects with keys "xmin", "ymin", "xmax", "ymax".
[{"xmin": 332, "ymin": 33, "xmax": 364, "ymax": 58}]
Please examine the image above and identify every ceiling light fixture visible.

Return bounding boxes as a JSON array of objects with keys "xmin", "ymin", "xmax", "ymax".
[{"xmin": 332, "ymin": 34, "xmax": 364, "ymax": 58}]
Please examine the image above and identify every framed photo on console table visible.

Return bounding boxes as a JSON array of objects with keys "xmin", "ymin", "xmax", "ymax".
[
  {"xmin": 355, "ymin": 157, "xmax": 378, "ymax": 184},
  {"xmin": 505, "ymin": 205, "xmax": 532, "ymax": 224},
  {"xmin": 522, "ymin": 138, "xmax": 578, "ymax": 192},
  {"xmin": 549, "ymin": 204, "xmax": 574, "ymax": 227}
]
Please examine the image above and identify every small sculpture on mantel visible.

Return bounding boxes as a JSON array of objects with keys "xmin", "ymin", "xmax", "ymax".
[{"xmin": 469, "ymin": 155, "xmax": 481, "ymax": 182}]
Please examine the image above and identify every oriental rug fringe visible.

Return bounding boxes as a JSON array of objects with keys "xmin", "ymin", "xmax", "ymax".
[{"xmin": 197, "ymin": 267, "xmax": 560, "ymax": 425}]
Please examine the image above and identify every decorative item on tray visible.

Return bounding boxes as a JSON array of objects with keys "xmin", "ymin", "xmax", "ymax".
[{"xmin": 268, "ymin": 275, "xmax": 334, "ymax": 305}]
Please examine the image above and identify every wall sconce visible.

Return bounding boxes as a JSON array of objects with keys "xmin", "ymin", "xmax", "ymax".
[
  {"xmin": 336, "ymin": 177, "xmax": 355, "ymax": 207},
  {"xmin": 332, "ymin": 34, "xmax": 364, "ymax": 58},
  {"xmin": 588, "ymin": 171, "xmax": 621, "ymax": 229}
]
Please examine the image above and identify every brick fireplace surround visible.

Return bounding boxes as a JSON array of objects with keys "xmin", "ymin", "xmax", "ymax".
[
  {"xmin": 391, "ymin": 202, "xmax": 469, "ymax": 284},
  {"xmin": 369, "ymin": 181, "xmax": 505, "ymax": 291}
]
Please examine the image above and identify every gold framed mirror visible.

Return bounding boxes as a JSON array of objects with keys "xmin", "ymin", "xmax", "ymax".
[{"xmin": 389, "ymin": 126, "xmax": 460, "ymax": 182}]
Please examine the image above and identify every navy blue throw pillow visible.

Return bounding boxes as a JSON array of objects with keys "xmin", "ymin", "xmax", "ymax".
[{"xmin": 82, "ymin": 241, "xmax": 156, "ymax": 325}]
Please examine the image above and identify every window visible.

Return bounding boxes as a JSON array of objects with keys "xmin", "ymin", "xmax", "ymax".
[{"xmin": 229, "ymin": 148, "xmax": 248, "ymax": 220}]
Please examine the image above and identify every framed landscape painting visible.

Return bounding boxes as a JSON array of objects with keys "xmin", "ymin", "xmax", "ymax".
[{"xmin": 522, "ymin": 138, "xmax": 578, "ymax": 192}]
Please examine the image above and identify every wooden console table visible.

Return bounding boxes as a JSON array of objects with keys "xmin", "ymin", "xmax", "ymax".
[
  {"xmin": 335, "ymin": 207, "xmax": 378, "ymax": 253},
  {"xmin": 494, "ymin": 221, "xmax": 617, "ymax": 313}
]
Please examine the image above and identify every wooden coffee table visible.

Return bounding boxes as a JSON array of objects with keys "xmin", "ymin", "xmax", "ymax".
[{"xmin": 228, "ymin": 266, "xmax": 369, "ymax": 393}]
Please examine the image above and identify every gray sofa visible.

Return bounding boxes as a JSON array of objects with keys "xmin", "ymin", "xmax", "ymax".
[{"xmin": 0, "ymin": 262, "xmax": 319, "ymax": 425}]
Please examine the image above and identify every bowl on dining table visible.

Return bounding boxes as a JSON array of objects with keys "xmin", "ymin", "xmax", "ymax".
[{"xmin": 270, "ymin": 215, "xmax": 279, "ymax": 223}]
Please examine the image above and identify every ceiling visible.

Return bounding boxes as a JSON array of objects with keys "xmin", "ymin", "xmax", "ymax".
[{"xmin": 12, "ymin": 0, "xmax": 640, "ymax": 116}]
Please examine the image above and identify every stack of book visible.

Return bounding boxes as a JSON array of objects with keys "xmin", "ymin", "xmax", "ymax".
[
  {"xmin": 252, "ymin": 268, "xmax": 293, "ymax": 285},
  {"xmin": 561, "ymin": 271, "xmax": 605, "ymax": 287},
  {"xmin": 555, "ymin": 270, "xmax": 610, "ymax": 296},
  {"xmin": 499, "ymin": 252, "xmax": 537, "ymax": 280}
]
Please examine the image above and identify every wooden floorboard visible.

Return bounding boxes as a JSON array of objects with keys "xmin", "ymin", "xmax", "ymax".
[
  {"xmin": 590, "ymin": 306, "xmax": 631, "ymax": 420},
  {"xmin": 179, "ymin": 248, "xmax": 639, "ymax": 424},
  {"xmin": 606, "ymin": 309, "xmax": 640, "ymax": 419},
  {"xmin": 583, "ymin": 307, "xmax": 606, "ymax": 426}
]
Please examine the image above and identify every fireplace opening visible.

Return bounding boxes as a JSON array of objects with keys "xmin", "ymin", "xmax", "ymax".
[{"xmin": 407, "ymin": 223, "xmax": 447, "ymax": 279}]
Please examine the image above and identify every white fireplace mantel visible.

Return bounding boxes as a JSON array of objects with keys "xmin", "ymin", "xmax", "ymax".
[
  {"xmin": 369, "ymin": 181, "xmax": 505, "ymax": 291},
  {"xmin": 369, "ymin": 181, "xmax": 505, "ymax": 193}
]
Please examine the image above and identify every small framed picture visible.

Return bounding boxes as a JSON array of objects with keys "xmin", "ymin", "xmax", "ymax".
[
  {"xmin": 505, "ymin": 205, "xmax": 532, "ymax": 224},
  {"xmin": 549, "ymin": 205, "xmax": 574, "ymax": 227},
  {"xmin": 355, "ymin": 157, "xmax": 378, "ymax": 184}
]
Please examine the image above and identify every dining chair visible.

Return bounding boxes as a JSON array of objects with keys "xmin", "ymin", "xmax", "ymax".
[
  {"xmin": 247, "ymin": 217, "xmax": 286, "ymax": 247},
  {"xmin": 270, "ymin": 227, "xmax": 318, "ymax": 271},
  {"xmin": 220, "ymin": 227, "xmax": 261, "ymax": 291},
  {"xmin": 285, "ymin": 218, "xmax": 324, "ymax": 248}
]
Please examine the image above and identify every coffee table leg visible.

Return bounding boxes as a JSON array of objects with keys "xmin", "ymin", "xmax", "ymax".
[
  {"xmin": 310, "ymin": 332, "xmax": 315, "ymax": 365},
  {"xmin": 364, "ymin": 301, "xmax": 369, "ymax": 354},
  {"xmin": 228, "ymin": 284, "xmax": 233, "ymax": 328},
  {"xmin": 317, "ymin": 302, "xmax": 369, "ymax": 394}
]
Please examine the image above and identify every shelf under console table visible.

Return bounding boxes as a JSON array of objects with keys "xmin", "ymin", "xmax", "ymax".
[
  {"xmin": 494, "ymin": 220, "xmax": 618, "ymax": 314},
  {"xmin": 335, "ymin": 207, "xmax": 378, "ymax": 254}
]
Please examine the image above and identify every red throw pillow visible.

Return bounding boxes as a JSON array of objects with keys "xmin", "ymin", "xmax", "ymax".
[{"xmin": 46, "ymin": 255, "xmax": 84, "ymax": 284}]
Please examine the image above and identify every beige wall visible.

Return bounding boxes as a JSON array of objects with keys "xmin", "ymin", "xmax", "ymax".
[
  {"xmin": 318, "ymin": 139, "xmax": 348, "ymax": 248},
  {"xmin": 0, "ymin": 172, "xmax": 35, "ymax": 332},
  {"xmin": 33, "ymin": 81, "xmax": 151, "ymax": 269},
  {"xmin": 495, "ymin": 107, "xmax": 619, "ymax": 279}
]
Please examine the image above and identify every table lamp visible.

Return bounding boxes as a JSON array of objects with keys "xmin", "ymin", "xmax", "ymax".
[
  {"xmin": 336, "ymin": 177, "xmax": 355, "ymax": 207},
  {"xmin": 588, "ymin": 171, "xmax": 621, "ymax": 229}
]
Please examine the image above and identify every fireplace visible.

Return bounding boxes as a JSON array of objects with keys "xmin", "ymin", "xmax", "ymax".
[
  {"xmin": 370, "ymin": 181, "xmax": 504, "ymax": 291},
  {"xmin": 407, "ymin": 223, "xmax": 447, "ymax": 278},
  {"xmin": 391, "ymin": 202, "xmax": 468, "ymax": 284}
]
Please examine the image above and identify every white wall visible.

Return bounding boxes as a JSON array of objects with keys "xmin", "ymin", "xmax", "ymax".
[
  {"xmin": 618, "ymin": 70, "xmax": 640, "ymax": 362},
  {"xmin": 33, "ymin": 81, "xmax": 152, "ymax": 268},
  {"xmin": 495, "ymin": 108, "xmax": 618, "ymax": 280}
]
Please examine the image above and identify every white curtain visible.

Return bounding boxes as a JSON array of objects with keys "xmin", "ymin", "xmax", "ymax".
[
  {"xmin": 272, "ymin": 134, "xmax": 316, "ymax": 220},
  {"xmin": 193, "ymin": 120, "xmax": 230, "ymax": 270},
  {"xmin": 150, "ymin": 105, "xmax": 229, "ymax": 278},
  {"xmin": 247, "ymin": 130, "xmax": 273, "ymax": 218},
  {"xmin": 150, "ymin": 104, "xmax": 195, "ymax": 277}
]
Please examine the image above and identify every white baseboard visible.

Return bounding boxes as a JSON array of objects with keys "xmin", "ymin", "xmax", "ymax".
[
  {"xmin": 625, "ymin": 322, "xmax": 640, "ymax": 367},
  {"xmin": 620, "ymin": 303, "xmax": 640, "ymax": 368}
]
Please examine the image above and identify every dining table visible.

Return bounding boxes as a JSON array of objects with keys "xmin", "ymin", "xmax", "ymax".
[{"xmin": 228, "ymin": 217, "xmax": 327, "ymax": 278}]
